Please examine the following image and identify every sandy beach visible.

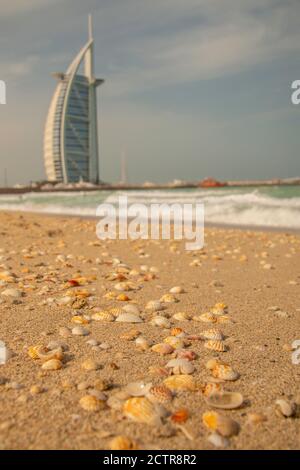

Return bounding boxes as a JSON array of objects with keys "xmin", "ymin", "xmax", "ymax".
[{"xmin": 0, "ymin": 210, "xmax": 299, "ymax": 450}]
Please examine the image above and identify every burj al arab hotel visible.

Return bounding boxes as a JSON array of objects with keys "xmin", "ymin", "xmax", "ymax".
[{"xmin": 44, "ymin": 16, "xmax": 104, "ymax": 184}]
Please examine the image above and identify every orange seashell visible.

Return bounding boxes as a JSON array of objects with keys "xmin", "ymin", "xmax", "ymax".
[
  {"xmin": 151, "ymin": 343, "xmax": 174, "ymax": 355},
  {"xmin": 71, "ymin": 315, "xmax": 89, "ymax": 324},
  {"xmin": 117, "ymin": 293, "xmax": 130, "ymax": 301},
  {"xmin": 164, "ymin": 374, "xmax": 197, "ymax": 391},
  {"xmin": 171, "ymin": 327, "xmax": 184, "ymax": 336},
  {"xmin": 171, "ymin": 409, "xmax": 189, "ymax": 423},
  {"xmin": 67, "ymin": 279, "xmax": 80, "ymax": 287},
  {"xmin": 123, "ymin": 397, "xmax": 162, "ymax": 425}
]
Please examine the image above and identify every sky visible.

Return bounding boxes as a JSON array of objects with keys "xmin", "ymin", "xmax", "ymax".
[{"xmin": 0, "ymin": 0, "xmax": 300, "ymax": 185}]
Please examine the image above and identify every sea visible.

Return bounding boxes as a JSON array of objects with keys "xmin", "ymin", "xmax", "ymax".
[{"xmin": 0, "ymin": 185, "xmax": 299, "ymax": 230}]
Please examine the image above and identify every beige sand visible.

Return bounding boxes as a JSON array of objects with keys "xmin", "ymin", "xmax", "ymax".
[{"xmin": 0, "ymin": 211, "xmax": 299, "ymax": 450}]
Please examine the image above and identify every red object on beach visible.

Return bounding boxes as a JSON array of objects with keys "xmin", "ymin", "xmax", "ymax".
[
  {"xmin": 68, "ymin": 279, "xmax": 80, "ymax": 287},
  {"xmin": 199, "ymin": 177, "xmax": 226, "ymax": 188}
]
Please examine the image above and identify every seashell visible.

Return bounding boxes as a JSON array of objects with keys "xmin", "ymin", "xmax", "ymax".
[
  {"xmin": 151, "ymin": 343, "xmax": 174, "ymax": 355},
  {"xmin": 107, "ymin": 391, "xmax": 130, "ymax": 411},
  {"xmin": 195, "ymin": 312, "xmax": 217, "ymax": 323},
  {"xmin": 172, "ymin": 312, "xmax": 191, "ymax": 321},
  {"xmin": 123, "ymin": 397, "xmax": 162, "ymax": 425},
  {"xmin": 148, "ymin": 366, "xmax": 170, "ymax": 377},
  {"xmin": 169, "ymin": 286, "xmax": 185, "ymax": 294},
  {"xmin": 104, "ymin": 290, "xmax": 117, "ymax": 300},
  {"xmin": 71, "ymin": 315, "xmax": 89, "ymax": 324},
  {"xmin": 108, "ymin": 307, "xmax": 123, "ymax": 317},
  {"xmin": 201, "ymin": 328, "xmax": 224, "ymax": 341},
  {"xmin": 116, "ymin": 293, "xmax": 130, "ymax": 301},
  {"xmin": 246, "ymin": 413, "xmax": 267, "ymax": 425},
  {"xmin": 212, "ymin": 364, "xmax": 239, "ymax": 381},
  {"xmin": 114, "ymin": 282, "xmax": 136, "ymax": 292},
  {"xmin": 125, "ymin": 381, "xmax": 152, "ymax": 397},
  {"xmin": 36, "ymin": 346, "xmax": 63, "ymax": 363},
  {"xmin": 204, "ymin": 340, "xmax": 227, "ymax": 352},
  {"xmin": 145, "ymin": 300, "xmax": 163, "ymax": 312},
  {"xmin": 150, "ymin": 316, "xmax": 170, "ymax": 328},
  {"xmin": 160, "ymin": 293, "xmax": 178, "ymax": 303},
  {"xmin": 92, "ymin": 311, "xmax": 114, "ymax": 322},
  {"xmin": 216, "ymin": 315, "xmax": 232, "ymax": 324},
  {"xmin": 202, "ymin": 411, "xmax": 239, "ymax": 437},
  {"xmin": 166, "ymin": 358, "xmax": 194, "ymax": 375},
  {"xmin": 72, "ymin": 326, "xmax": 89, "ymax": 336},
  {"xmin": 120, "ymin": 328, "xmax": 140, "ymax": 341},
  {"xmin": 122, "ymin": 304, "xmax": 140, "ymax": 315},
  {"xmin": 79, "ymin": 395, "xmax": 106, "ymax": 411},
  {"xmin": 205, "ymin": 391, "xmax": 243, "ymax": 410},
  {"xmin": 170, "ymin": 327, "xmax": 184, "ymax": 336},
  {"xmin": 135, "ymin": 336, "xmax": 150, "ymax": 350},
  {"xmin": 202, "ymin": 382, "xmax": 223, "ymax": 397},
  {"xmin": 41, "ymin": 359, "xmax": 62, "ymax": 370},
  {"xmin": 275, "ymin": 399, "xmax": 296, "ymax": 417},
  {"xmin": 147, "ymin": 385, "xmax": 173, "ymax": 403},
  {"xmin": 175, "ymin": 349, "xmax": 197, "ymax": 361},
  {"xmin": 164, "ymin": 374, "xmax": 196, "ymax": 391},
  {"xmin": 109, "ymin": 436, "xmax": 139, "ymax": 450},
  {"xmin": 164, "ymin": 336, "xmax": 185, "ymax": 349},
  {"xmin": 207, "ymin": 432, "xmax": 229, "ymax": 448},
  {"xmin": 81, "ymin": 359, "xmax": 100, "ymax": 371},
  {"xmin": 1, "ymin": 288, "xmax": 22, "ymax": 298},
  {"xmin": 205, "ymin": 359, "xmax": 220, "ymax": 370},
  {"xmin": 115, "ymin": 313, "xmax": 143, "ymax": 323},
  {"xmin": 170, "ymin": 409, "xmax": 189, "ymax": 423},
  {"xmin": 28, "ymin": 345, "xmax": 43, "ymax": 359}
]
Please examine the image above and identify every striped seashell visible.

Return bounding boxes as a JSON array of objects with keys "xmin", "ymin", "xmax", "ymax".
[
  {"xmin": 108, "ymin": 307, "xmax": 123, "ymax": 316},
  {"xmin": 204, "ymin": 340, "xmax": 227, "ymax": 352},
  {"xmin": 151, "ymin": 343, "xmax": 174, "ymax": 355},
  {"xmin": 115, "ymin": 313, "xmax": 143, "ymax": 323},
  {"xmin": 166, "ymin": 358, "xmax": 194, "ymax": 375},
  {"xmin": 172, "ymin": 312, "xmax": 191, "ymax": 321},
  {"xmin": 28, "ymin": 345, "xmax": 44, "ymax": 359},
  {"xmin": 202, "ymin": 382, "xmax": 223, "ymax": 397},
  {"xmin": 164, "ymin": 374, "xmax": 197, "ymax": 391},
  {"xmin": 164, "ymin": 336, "xmax": 185, "ymax": 349},
  {"xmin": 145, "ymin": 300, "xmax": 164, "ymax": 312},
  {"xmin": 160, "ymin": 293, "xmax": 179, "ymax": 303},
  {"xmin": 109, "ymin": 436, "xmax": 140, "ymax": 450},
  {"xmin": 201, "ymin": 328, "xmax": 224, "ymax": 341},
  {"xmin": 203, "ymin": 411, "xmax": 239, "ymax": 437},
  {"xmin": 150, "ymin": 316, "xmax": 170, "ymax": 328},
  {"xmin": 147, "ymin": 385, "xmax": 173, "ymax": 403},
  {"xmin": 92, "ymin": 311, "xmax": 114, "ymax": 322},
  {"xmin": 123, "ymin": 397, "xmax": 162, "ymax": 425},
  {"xmin": 212, "ymin": 364, "xmax": 239, "ymax": 381},
  {"xmin": 205, "ymin": 391, "xmax": 243, "ymax": 410},
  {"xmin": 195, "ymin": 312, "xmax": 217, "ymax": 323}
]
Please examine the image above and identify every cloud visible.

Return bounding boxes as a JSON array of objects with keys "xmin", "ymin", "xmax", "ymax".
[{"xmin": 0, "ymin": 0, "xmax": 59, "ymax": 17}]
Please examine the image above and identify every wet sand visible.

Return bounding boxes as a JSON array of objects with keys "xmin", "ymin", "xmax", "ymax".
[{"xmin": 0, "ymin": 211, "xmax": 299, "ymax": 450}]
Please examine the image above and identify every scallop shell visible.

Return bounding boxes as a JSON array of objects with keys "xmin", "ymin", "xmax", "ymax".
[
  {"xmin": 205, "ymin": 391, "xmax": 243, "ymax": 410},
  {"xmin": 150, "ymin": 316, "xmax": 170, "ymax": 328},
  {"xmin": 201, "ymin": 328, "xmax": 224, "ymax": 341},
  {"xmin": 125, "ymin": 381, "xmax": 152, "ymax": 397},
  {"xmin": 169, "ymin": 286, "xmax": 185, "ymax": 294},
  {"xmin": 122, "ymin": 304, "xmax": 141, "ymax": 315},
  {"xmin": 115, "ymin": 313, "xmax": 143, "ymax": 323},
  {"xmin": 195, "ymin": 312, "xmax": 217, "ymax": 323},
  {"xmin": 151, "ymin": 343, "xmax": 174, "ymax": 355},
  {"xmin": 28, "ymin": 345, "xmax": 43, "ymax": 359},
  {"xmin": 123, "ymin": 397, "xmax": 162, "ymax": 425},
  {"xmin": 164, "ymin": 336, "xmax": 185, "ymax": 349},
  {"xmin": 172, "ymin": 312, "xmax": 191, "ymax": 321},
  {"xmin": 164, "ymin": 374, "xmax": 196, "ymax": 391},
  {"xmin": 79, "ymin": 395, "xmax": 106, "ymax": 411},
  {"xmin": 147, "ymin": 385, "xmax": 173, "ymax": 403},
  {"xmin": 109, "ymin": 436, "xmax": 139, "ymax": 450},
  {"xmin": 204, "ymin": 340, "xmax": 227, "ymax": 352},
  {"xmin": 92, "ymin": 311, "xmax": 114, "ymax": 322},
  {"xmin": 145, "ymin": 300, "xmax": 164, "ymax": 312},
  {"xmin": 166, "ymin": 358, "xmax": 194, "ymax": 375},
  {"xmin": 160, "ymin": 293, "xmax": 178, "ymax": 303},
  {"xmin": 212, "ymin": 364, "xmax": 239, "ymax": 381},
  {"xmin": 41, "ymin": 359, "xmax": 62, "ymax": 370},
  {"xmin": 202, "ymin": 411, "xmax": 239, "ymax": 437}
]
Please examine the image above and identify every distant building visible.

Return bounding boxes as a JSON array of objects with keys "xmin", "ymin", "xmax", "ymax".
[{"xmin": 44, "ymin": 16, "xmax": 104, "ymax": 184}]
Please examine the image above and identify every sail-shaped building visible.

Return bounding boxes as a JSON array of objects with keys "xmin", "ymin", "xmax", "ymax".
[{"xmin": 44, "ymin": 16, "xmax": 104, "ymax": 184}]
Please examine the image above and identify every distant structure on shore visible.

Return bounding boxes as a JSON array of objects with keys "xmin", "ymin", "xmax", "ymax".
[{"xmin": 44, "ymin": 15, "xmax": 104, "ymax": 184}]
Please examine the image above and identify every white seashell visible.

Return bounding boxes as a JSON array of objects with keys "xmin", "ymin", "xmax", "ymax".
[
  {"xmin": 146, "ymin": 300, "xmax": 163, "ymax": 312},
  {"xmin": 115, "ymin": 313, "xmax": 143, "ymax": 323},
  {"xmin": 205, "ymin": 391, "xmax": 243, "ymax": 410},
  {"xmin": 275, "ymin": 399, "xmax": 296, "ymax": 417},
  {"xmin": 150, "ymin": 316, "xmax": 170, "ymax": 328},
  {"xmin": 201, "ymin": 329, "xmax": 224, "ymax": 341},
  {"xmin": 169, "ymin": 286, "xmax": 185, "ymax": 294},
  {"xmin": 207, "ymin": 432, "xmax": 229, "ymax": 448},
  {"xmin": 135, "ymin": 336, "xmax": 151, "ymax": 350},
  {"xmin": 166, "ymin": 358, "xmax": 194, "ymax": 375},
  {"xmin": 125, "ymin": 381, "xmax": 153, "ymax": 397},
  {"xmin": 122, "ymin": 304, "xmax": 140, "ymax": 315},
  {"xmin": 72, "ymin": 326, "xmax": 89, "ymax": 336}
]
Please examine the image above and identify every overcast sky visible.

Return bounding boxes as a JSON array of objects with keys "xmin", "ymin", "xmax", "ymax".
[{"xmin": 0, "ymin": 0, "xmax": 300, "ymax": 185}]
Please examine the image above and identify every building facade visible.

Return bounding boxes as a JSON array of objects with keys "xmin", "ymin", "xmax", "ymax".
[{"xmin": 44, "ymin": 16, "xmax": 104, "ymax": 184}]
